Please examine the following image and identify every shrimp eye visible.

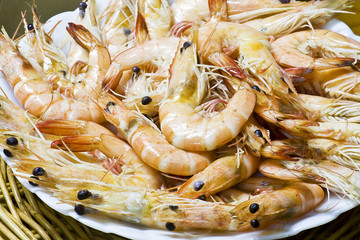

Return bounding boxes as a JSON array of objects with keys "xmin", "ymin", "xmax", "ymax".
[
  {"xmin": 197, "ymin": 195, "xmax": 206, "ymax": 201},
  {"xmin": 78, "ymin": 1, "xmax": 87, "ymax": 10},
  {"xmin": 250, "ymin": 219, "xmax": 260, "ymax": 228},
  {"xmin": 183, "ymin": 41, "xmax": 192, "ymax": 49},
  {"xmin": 141, "ymin": 96, "xmax": 152, "ymax": 105},
  {"xmin": 279, "ymin": 0, "xmax": 290, "ymax": 3},
  {"xmin": 29, "ymin": 176, "xmax": 40, "ymax": 186},
  {"xmin": 77, "ymin": 189, "xmax": 92, "ymax": 200},
  {"xmin": 254, "ymin": 130, "xmax": 263, "ymax": 138},
  {"xmin": 27, "ymin": 23, "xmax": 34, "ymax": 31},
  {"xmin": 32, "ymin": 167, "xmax": 45, "ymax": 176},
  {"xmin": 3, "ymin": 149, "xmax": 13, "ymax": 157},
  {"xmin": 123, "ymin": 28, "xmax": 131, "ymax": 35},
  {"xmin": 132, "ymin": 66, "xmax": 140, "ymax": 74},
  {"xmin": 169, "ymin": 205, "xmax": 178, "ymax": 211},
  {"xmin": 6, "ymin": 137, "xmax": 18, "ymax": 146},
  {"xmin": 165, "ymin": 222, "xmax": 176, "ymax": 231},
  {"xmin": 74, "ymin": 204, "xmax": 86, "ymax": 215},
  {"xmin": 193, "ymin": 181, "xmax": 204, "ymax": 191},
  {"xmin": 251, "ymin": 85, "xmax": 261, "ymax": 92},
  {"xmin": 105, "ymin": 102, "xmax": 116, "ymax": 113},
  {"xmin": 59, "ymin": 70, "xmax": 66, "ymax": 76},
  {"xmin": 249, "ymin": 203, "xmax": 259, "ymax": 213}
]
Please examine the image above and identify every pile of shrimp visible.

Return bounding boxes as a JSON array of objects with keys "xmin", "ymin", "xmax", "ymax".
[{"xmin": 0, "ymin": 0, "xmax": 359, "ymax": 234}]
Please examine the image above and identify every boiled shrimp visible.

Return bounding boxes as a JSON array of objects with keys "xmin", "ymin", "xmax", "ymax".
[
  {"xmin": 159, "ymin": 37, "xmax": 256, "ymax": 151},
  {"xmin": 0, "ymin": 30, "xmax": 105, "ymax": 122},
  {"xmin": 259, "ymin": 159, "xmax": 360, "ymax": 201},
  {"xmin": 11, "ymin": 159, "xmax": 324, "ymax": 231},
  {"xmin": 96, "ymin": 93, "xmax": 213, "ymax": 176},
  {"xmin": 272, "ymin": 29, "xmax": 360, "ymax": 69},
  {"xmin": 50, "ymin": 133, "xmax": 163, "ymax": 189},
  {"xmin": 171, "ymin": 0, "xmax": 310, "ymax": 25},
  {"xmin": 197, "ymin": 0, "xmax": 296, "ymax": 102},
  {"xmin": 244, "ymin": 0, "xmax": 352, "ymax": 37},
  {"xmin": 260, "ymin": 138, "xmax": 360, "ymax": 171},
  {"xmin": 176, "ymin": 148, "xmax": 260, "ymax": 199}
]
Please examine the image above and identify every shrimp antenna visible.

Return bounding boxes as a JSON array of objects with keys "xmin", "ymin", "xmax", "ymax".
[
  {"xmin": 13, "ymin": 10, "xmax": 27, "ymax": 41},
  {"xmin": 100, "ymin": 155, "xmax": 124, "ymax": 182}
]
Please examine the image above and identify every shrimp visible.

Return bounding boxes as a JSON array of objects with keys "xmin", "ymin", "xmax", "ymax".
[
  {"xmin": 21, "ymin": 7, "xmax": 67, "ymax": 80},
  {"xmin": 176, "ymin": 149, "xmax": 260, "ymax": 198},
  {"xmin": 0, "ymin": 30, "xmax": 105, "ymax": 122},
  {"xmin": 50, "ymin": 134, "xmax": 163, "ymax": 189},
  {"xmin": 98, "ymin": 0, "xmax": 136, "ymax": 59},
  {"xmin": 171, "ymin": 0, "xmax": 311, "ymax": 25},
  {"xmin": 11, "ymin": 159, "xmax": 324, "ymax": 231},
  {"xmin": 271, "ymin": 29, "xmax": 360, "ymax": 69},
  {"xmin": 259, "ymin": 159, "xmax": 360, "ymax": 201},
  {"xmin": 137, "ymin": 0, "xmax": 171, "ymax": 39},
  {"xmin": 0, "ymin": 129, "xmax": 99, "ymax": 165},
  {"xmin": 276, "ymin": 119, "xmax": 360, "ymax": 144},
  {"xmin": 260, "ymin": 138, "xmax": 360, "ymax": 171},
  {"xmin": 197, "ymin": 0, "xmax": 296, "ymax": 102},
  {"xmin": 52, "ymin": 23, "xmax": 111, "ymax": 100},
  {"xmin": 96, "ymin": 93, "xmax": 213, "ymax": 176},
  {"xmin": 244, "ymin": 0, "xmax": 352, "ymax": 37},
  {"xmin": 286, "ymin": 67, "xmax": 360, "ymax": 102},
  {"xmin": 159, "ymin": 37, "xmax": 256, "ymax": 151}
]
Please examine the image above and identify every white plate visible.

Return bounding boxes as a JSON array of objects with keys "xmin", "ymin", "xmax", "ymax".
[{"xmin": 1, "ymin": 1, "xmax": 360, "ymax": 239}]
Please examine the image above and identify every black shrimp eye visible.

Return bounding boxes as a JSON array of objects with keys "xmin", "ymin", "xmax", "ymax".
[
  {"xmin": 27, "ymin": 23, "xmax": 34, "ymax": 31},
  {"xmin": 197, "ymin": 195, "xmax": 206, "ymax": 201},
  {"xmin": 141, "ymin": 96, "xmax": 152, "ymax": 105},
  {"xmin": 249, "ymin": 203, "xmax": 259, "ymax": 214},
  {"xmin": 279, "ymin": 0, "xmax": 290, "ymax": 3},
  {"xmin": 29, "ymin": 176, "xmax": 40, "ymax": 186},
  {"xmin": 132, "ymin": 66, "xmax": 140, "ymax": 74},
  {"xmin": 183, "ymin": 41, "xmax": 192, "ymax": 49},
  {"xmin": 193, "ymin": 181, "xmax": 204, "ymax": 191},
  {"xmin": 74, "ymin": 204, "xmax": 86, "ymax": 215},
  {"xmin": 254, "ymin": 130, "xmax": 263, "ymax": 138},
  {"xmin": 6, "ymin": 137, "xmax": 18, "ymax": 146},
  {"xmin": 250, "ymin": 219, "xmax": 260, "ymax": 228},
  {"xmin": 77, "ymin": 189, "xmax": 92, "ymax": 200},
  {"xmin": 165, "ymin": 222, "xmax": 176, "ymax": 231},
  {"xmin": 78, "ymin": 1, "xmax": 87, "ymax": 10},
  {"xmin": 105, "ymin": 101, "xmax": 116, "ymax": 113},
  {"xmin": 59, "ymin": 70, "xmax": 66, "ymax": 76},
  {"xmin": 251, "ymin": 85, "xmax": 261, "ymax": 92},
  {"xmin": 3, "ymin": 149, "xmax": 13, "ymax": 157},
  {"xmin": 123, "ymin": 28, "xmax": 131, "ymax": 35},
  {"xmin": 169, "ymin": 205, "xmax": 178, "ymax": 211},
  {"xmin": 32, "ymin": 167, "xmax": 45, "ymax": 176}
]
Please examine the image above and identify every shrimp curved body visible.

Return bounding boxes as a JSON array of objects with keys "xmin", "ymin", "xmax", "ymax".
[
  {"xmin": 271, "ymin": 29, "xmax": 360, "ymax": 69},
  {"xmin": 0, "ymin": 31, "xmax": 104, "ymax": 122},
  {"xmin": 97, "ymin": 94, "xmax": 213, "ymax": 176},
  {"xmin": 177, "ymin": 150, "xmax": 260, "ymax": 198},
  {"xmin": 160, "ymin": 39, "xmax": 256, "ymax": 151},
  {"xmin": 198, "ymin": 19, "xmax": 293, "ymax": 100}
]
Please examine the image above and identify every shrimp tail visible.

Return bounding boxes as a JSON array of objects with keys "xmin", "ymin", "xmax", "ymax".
[
  {"xmin": 170, "ymin": 21, "xmax": 193, "ymax": 37},
  {"xmin": 135, "ymin": 13, "xmax": 150, "ymax": 44},
  {"xmin": 208, "ymin": 0, "xmax": 228, "ymax": 21},
  {"xmin": 66, "ymin": 22, "xmax": 101, "ymax": 50}
]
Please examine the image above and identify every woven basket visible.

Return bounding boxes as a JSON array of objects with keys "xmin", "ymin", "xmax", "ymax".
[{"xmin": 0, "ymin": 156, "xmax": 126, "ymax": 240}]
